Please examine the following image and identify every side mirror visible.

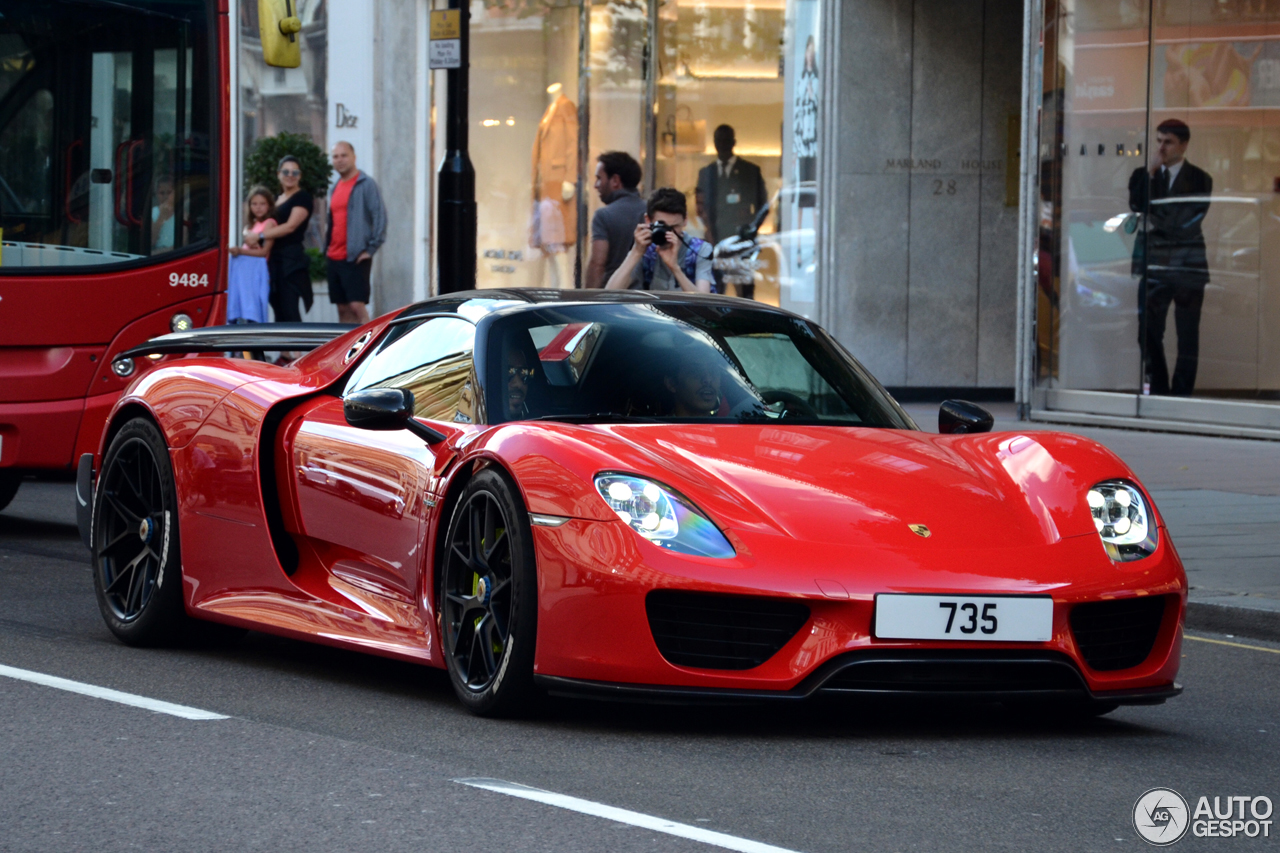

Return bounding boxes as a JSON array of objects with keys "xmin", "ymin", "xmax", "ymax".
[
  {"xmin": 938, "ymin": 399, "xmax": 994, "ymax": 435},
  {"xmin": 344, "ymin": 388, "xmax": 446, "ymax": 445}
]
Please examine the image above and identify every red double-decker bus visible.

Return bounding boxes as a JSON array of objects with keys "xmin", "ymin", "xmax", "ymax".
[{"xmin": 0, "ymin": 0, "xmax": 228, "ymax": 509}]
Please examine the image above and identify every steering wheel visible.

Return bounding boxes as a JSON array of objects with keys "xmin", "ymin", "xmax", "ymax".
[{"xmin": 760, "ymin": 390, "xmax": 818, "ymax": 419}]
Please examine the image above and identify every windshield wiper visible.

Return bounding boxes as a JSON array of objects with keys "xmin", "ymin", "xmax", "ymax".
[{"xmin": 524, "ymin": 413, "xmax": 663, "ymax": 424}]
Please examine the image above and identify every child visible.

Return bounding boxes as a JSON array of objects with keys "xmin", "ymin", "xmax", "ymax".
[{"xmin": 227, "ymin": 186, "xmax": 275, "ymax": 325}]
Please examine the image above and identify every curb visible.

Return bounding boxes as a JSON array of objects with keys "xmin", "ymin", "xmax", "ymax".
[{"xmin": 1186, "ymin": 602, "xmax": 1280, "ymax": 644}]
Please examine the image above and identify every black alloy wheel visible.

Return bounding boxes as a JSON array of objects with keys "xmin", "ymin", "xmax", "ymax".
[
  {"xmin": 91, "ymin": 417, "xmax": 187, "ymax": 645},
  {"xmin": 440, "ymin": 469, "xmax": 538, "ymax": 716}
]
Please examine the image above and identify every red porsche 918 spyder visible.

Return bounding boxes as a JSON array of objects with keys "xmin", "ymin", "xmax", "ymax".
[{"xmin": 77, "ymin": 290, "xmax": 1184, "ymax": 717}]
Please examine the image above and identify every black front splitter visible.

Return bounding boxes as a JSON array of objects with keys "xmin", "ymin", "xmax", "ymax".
[{"xmin": 534, "ymin": 650, "xmax": 1182, "ymax": 707}]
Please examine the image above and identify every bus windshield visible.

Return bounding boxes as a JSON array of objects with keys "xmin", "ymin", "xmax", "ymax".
[{"xmin": 0, "ymin": 0, "xmax": 213, "ymax": 270}]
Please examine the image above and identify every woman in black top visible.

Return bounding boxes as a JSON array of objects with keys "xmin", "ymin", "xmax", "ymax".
[{"xmin": 249, "ymin": 155, "xmax": 313, "ymax": 324}]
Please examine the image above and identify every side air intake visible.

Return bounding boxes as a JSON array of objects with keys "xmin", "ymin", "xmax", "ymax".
[
  {"xmin": 1070, "ymin": 596, "xmax": 1167, "ymax": 672},
  {"xmin": 645, "ymin": 591, "xmax": 809, "ymax": 671}
]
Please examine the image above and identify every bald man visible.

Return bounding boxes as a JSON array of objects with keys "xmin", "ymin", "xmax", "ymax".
[{"xmin": 325, "ymin": 141, "xmax": 387, "ymax": 324}]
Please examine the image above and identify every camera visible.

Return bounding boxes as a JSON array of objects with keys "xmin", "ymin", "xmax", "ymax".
[{"xmin": 649, "ymin": 221, "xmax": 672, "ymax": 246}]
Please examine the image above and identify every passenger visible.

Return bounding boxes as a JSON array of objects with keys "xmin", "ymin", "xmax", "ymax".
[
  {"xmin": 504, "ymin": 342, "xmax": 537, "ymax": 420},
  {"xmin": 151, "ymin": 176, "xmax": 176, "ymax": 251},
  {"xmin": 664, "ymin": 349, "xmax": 724, "ymax": 417}
]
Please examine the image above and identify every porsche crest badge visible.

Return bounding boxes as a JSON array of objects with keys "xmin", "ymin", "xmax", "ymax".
[{"xmin": 908, "ymin": 524, "xmax": 931, "ymax": 538}]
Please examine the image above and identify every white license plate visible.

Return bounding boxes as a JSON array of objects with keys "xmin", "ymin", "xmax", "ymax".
[{"xmin": 874, "ymin": 594, "xmax": 1053, "ymax": 642}]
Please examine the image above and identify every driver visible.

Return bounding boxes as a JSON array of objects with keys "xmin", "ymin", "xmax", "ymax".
[{"xmin": 664, "ymin": 350, "xmax": 724, "ymax": 417}]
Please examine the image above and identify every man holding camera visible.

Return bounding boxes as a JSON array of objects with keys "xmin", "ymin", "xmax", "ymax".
[{"xmin": 605, "ymin": 188, "xmax": 713, "ymax": 293}]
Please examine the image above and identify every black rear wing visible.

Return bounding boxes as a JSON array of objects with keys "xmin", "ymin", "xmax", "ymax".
[{"xmin": 117, "ymin": 323, "xmax": 356, "ymax": 360}]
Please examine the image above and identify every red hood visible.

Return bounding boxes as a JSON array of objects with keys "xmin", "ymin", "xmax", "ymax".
[{"xmin": 496, "ymin": 424, "xmax": 1136, "ymax": 551}]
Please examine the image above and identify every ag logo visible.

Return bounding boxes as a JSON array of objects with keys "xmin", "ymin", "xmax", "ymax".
[{"xmin": 1134, "ymin": 788, "xmax": 1190, "ymax": 846}]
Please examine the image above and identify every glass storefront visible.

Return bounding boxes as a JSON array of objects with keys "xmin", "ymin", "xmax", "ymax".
[
  {"xmin": 460, "ymin": 0, "xmax": 822, "ymax": 309},
  {"xmin": 469, "ymin": 0, "xmax": 581, "ymax": 290},
  {"xmin": 1036, "ymin": 0, "xmax": 1280, "ymax": 427},
  {"xmin": 236, "ymin": 0, "xmax": 327, "ymax": 255},
  {"xmin": 238, "ymin": 0, "xmax": 327, "ymax": 153}
]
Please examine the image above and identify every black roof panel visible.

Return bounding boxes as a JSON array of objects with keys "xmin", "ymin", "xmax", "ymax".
[{"xmin": 395, "ymin": 289, "xmax": 785, "ymax": 319}]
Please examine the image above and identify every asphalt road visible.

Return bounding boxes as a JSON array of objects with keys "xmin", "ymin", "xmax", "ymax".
[{"xmin": 2, "ymin": 483, "xmax": 1278, "ymax": 852}]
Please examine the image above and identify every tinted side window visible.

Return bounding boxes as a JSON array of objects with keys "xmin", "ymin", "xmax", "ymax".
[{"xmin": 346, "ymin": 318, "xmax": 477, "ymax": 423}]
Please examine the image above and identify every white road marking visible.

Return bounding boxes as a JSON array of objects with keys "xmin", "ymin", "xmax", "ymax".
[
  {"xmin": 0, "ymin": 664, "xmax": 229, "ymax": 720},
  {"xmin": 455, "ymin": 777, "xmax": 802, "ymax": 853}
]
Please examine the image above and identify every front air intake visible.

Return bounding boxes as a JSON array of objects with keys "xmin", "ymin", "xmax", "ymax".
[
  {"xmin": 645, "ymin": 591, "xmax": 810, "ymax": 671},
  {"xmin": 1070, "ymin": 596, "xmax": 1168, "ymax": 672},
  {"xmin": 819, "ymin": 651, "xmax": 1088, "ymax": 695}
]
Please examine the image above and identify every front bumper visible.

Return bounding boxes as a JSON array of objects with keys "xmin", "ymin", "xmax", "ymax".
[
  {"xmin": 536, "ymin": 650, "xmax": 1182, "ymax": 705},
  {"xmin": 531, "ymin": 519, "xmax": 1186, "ymax": 700}
]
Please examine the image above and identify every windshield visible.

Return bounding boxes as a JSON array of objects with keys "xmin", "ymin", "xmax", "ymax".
[
  {"xmin": 483, "ymin": 303, "xmax": 914, "ymax": 428},
  {"xmin": 0, "ymin": 0, "xmax": 213, "ymax": 270}
]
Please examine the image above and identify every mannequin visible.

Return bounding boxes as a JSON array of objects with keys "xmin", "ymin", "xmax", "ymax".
[{"xmin": 530, "ymin": 83, "xmax": 578, "ymax": 288}]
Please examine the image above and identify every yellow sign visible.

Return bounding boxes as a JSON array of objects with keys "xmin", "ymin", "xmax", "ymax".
[
  {"xmin": 259, "ymin": 0, "xmax": 302, "ymax": 68},
  {"xmin": 430, "ymin": 10, "xmax": 461, "ymax": 41}
]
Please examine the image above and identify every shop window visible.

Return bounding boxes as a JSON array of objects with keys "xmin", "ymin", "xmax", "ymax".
[
  {"xmin": 1037, "ymin": 0, "xmax": 1280, "ymax": 413},
  {"xmin": 462, "ymin": 0, "xmax": 821, "ymax": 305}
]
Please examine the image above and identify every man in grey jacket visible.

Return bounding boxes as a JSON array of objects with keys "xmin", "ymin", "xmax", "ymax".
[{"xmin": 326, "ymin": 141, "xmax": 387, "ymax": 324}]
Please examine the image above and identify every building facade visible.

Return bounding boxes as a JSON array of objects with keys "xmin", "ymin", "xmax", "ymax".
[
  {"xmin": 231, "ymin": 0, "xmax": 432, "ymax": 323},
  {"xmin": 230, "ymin": 0, "xmax": 1280, "ymax": 436}
]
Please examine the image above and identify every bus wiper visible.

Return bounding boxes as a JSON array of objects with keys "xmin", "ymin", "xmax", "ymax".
[{"xmin": 525, "ymin": 413, "xmax": 663, "ymax": 424}]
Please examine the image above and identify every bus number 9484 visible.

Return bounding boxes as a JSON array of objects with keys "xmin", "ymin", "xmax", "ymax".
[{"xmin": 170, "ymin": 273, "xmax": 209, "ymax": 288}]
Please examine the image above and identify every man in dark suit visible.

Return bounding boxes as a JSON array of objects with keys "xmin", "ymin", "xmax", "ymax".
[
  {"xmin": 696, "ymin": 125, "xmax": 767, "ymax": 298},
  {"xmin": 1128, "ymin": 118, "xmax": 1212, "ymax": 396}
]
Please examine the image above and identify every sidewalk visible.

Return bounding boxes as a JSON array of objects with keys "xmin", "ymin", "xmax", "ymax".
[{"xmin": 904, "ymin": 402, "xmax": 1280, "ymax": 641}]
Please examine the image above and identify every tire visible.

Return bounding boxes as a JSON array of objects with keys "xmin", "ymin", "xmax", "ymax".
[
  {"xmin": 0, "ymin": 471, "xmax": 20, "ymax": 512},
  {"xmin": 91, "ymin": 417, "xmax": 188, "ymax": 646},
  {"xmin": 439, "ymin": 469, "xmax": 538, "ymax": 717}
]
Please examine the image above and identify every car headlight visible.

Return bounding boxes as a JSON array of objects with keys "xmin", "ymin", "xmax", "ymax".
[
  {"xmin": 1086, "ymin": 480, "xmax": 1158, "ymax": 561},
  {"xmin": 594, "ymin": 473, "xmax": 735, "ymax": 559}
]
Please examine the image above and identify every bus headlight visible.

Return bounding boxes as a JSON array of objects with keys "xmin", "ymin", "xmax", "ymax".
[
  {"xmin": 170, "ymin": 313, "xmax": 194, "ymax": 333},
  {"xmin": 111, "ymin": 358, "xmax": 135, "ymax": 378}
]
